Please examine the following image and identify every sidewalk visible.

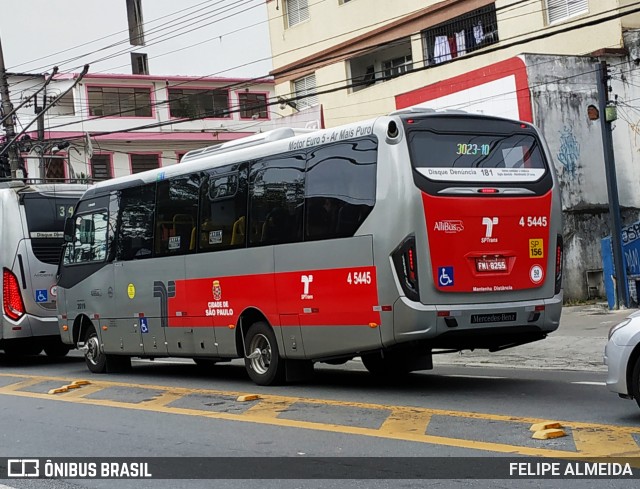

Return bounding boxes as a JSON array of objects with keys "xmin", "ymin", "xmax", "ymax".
[{"xmin": 432, "ymin": 304, "xmax": 633, "ymax": 372}]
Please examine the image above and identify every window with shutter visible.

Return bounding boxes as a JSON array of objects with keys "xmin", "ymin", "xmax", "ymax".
[
  {"xmin": 286, "ymin": 0, "xmax": 309, "ymax": 28},
  {"xmin": 293, "ymin": 74, "xmax": 318, "ymax": 110},
  {"xmin": 547, "ymin": 0, "xmax": 588, "ymax": 24},
  {"xmin": 131, "ymin": 154, "xmax": 160, "ymax": 174},
  {"xmin": 90, "ymin": 155, "xmax": 113, "ymax": 181}
]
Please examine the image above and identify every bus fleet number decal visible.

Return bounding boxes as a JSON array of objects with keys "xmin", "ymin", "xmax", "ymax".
[
  {"xmin": 347, "ymin": 271, "xmax": 372, "ymax": 285},
  {"xmin": 519, "ymin": 216, "xmax": 547, "ymax": 227}
]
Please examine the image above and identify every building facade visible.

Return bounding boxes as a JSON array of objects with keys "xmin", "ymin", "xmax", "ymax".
[
  {"xmin": 8, "ymin": 72, "xmax": 276, "ymax": 181},
  {"xmin": 1, "ymin": 1, "xmax": 324, "ymax": 184},
  {"xmin": 266, "ymin": 0, "xmax": 640, "ymax": 301}
]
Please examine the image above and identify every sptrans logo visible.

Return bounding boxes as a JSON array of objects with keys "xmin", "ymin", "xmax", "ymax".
[
  {"xmin": 301, "ymin": 275, "xmax": 314, "ymax": 300},
  {"xmin": 434, "ymin": 220, "xmax": 464, "ymax": 233},
  {"xmin": 481, "ymin": 217, "xmax": 499, "ymax": 243}
]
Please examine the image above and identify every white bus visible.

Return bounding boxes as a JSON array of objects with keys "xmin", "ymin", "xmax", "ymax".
[
  {"xmin": 57, "ymin": 108, "xmax": 563, "ymax": 385},
  {"xmin": 1, "ymin": 182, "xmax": 86, "ymax": 357}
]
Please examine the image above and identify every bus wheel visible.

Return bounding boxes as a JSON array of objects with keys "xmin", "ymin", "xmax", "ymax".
[
  {"xmin": 632, "ymin": 356, "xmax": 640, "ymax": 410},
  {"xmin": 84, "ymin": 325, "xmax": 107, "ymax": 374},
  {"xmin": 44, "ymin": 340, "xmax": 71, "ymax": 358},
  {"xmin": 244, "ymin": 321, "xmax": 285, "ymax": 386}
]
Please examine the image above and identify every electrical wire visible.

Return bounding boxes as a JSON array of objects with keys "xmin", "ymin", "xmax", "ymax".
[
  {"xmin": 36, "ymin": 1, "xmax": 640, "ymax": 139},
  {"xmin": 6, "ymin": 0, "xmax": 640, "ymax": 157},
  {"xmin": 8, "ymin": 0, "xmax": 246, "ymax": 73},
  {"xmin": 41, "ymin": 0, "xmax": 640, "ymax": 126},
  {"xmin": 7, "ymin": 0, "xmax": 532, "ymax": 89},
  {"xmin": 5, "ymin": 0, "xmax": 597, "ymax": 121}
]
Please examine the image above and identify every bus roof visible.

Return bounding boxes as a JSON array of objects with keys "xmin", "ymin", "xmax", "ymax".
[
  {"xmin": 0, "ymin": 181, "xmax": 88, "ymax": 196},
  {"xmin": 87, "ymin": 116, "xmax": 385, "ymax": 195},
  {"xmin": 86, "ymin": 108, "xmax": 536, "ymax": 197}
]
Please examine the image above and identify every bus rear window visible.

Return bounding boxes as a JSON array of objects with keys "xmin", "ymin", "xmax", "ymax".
[
  {"xmin": 23, "ymin": 195, "xmax": 76, "ymax": 237},
  {"xmin": 408, "ymin": 132, "xmax": 547, "ymax": 183}
]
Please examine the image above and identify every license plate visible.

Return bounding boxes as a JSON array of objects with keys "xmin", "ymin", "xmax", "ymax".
[
  {"xmin": 471, "ymin": 313, "xmax": 517, "ymax": 324},
  {"xmin": 476, "ymin": 257, "xmax": 507, "ymax": 272}
]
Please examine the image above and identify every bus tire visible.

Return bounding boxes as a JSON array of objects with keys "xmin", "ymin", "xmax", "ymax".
[
  {"xmin": 244, "ymin": 321, "xmax": 285, "ymax": 386},
  {"xmin": 44, "ymin": 341, "xmax": 71, "ymax": 358},
  {"xmin": 84, "ymin": 325, "xmax": 107, "ymax": 374},
  {"xmin": 632, "ymin": 355, "xmax": 640, "ymax": 410}
]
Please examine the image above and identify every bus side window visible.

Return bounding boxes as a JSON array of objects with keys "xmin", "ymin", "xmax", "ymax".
[
  {"xmin": 199, "ymin": 164, "xmax": 248, "ymax": 252},
  {"xmin": 249, "ymin": 155, "xmax": 305, "ymax": 247},
  {"xmin": 305, "ymin": 138, "xmax": 377, "ymax": 240},
  {"xmin": 116, "ymin": 184, "xmax": 156, "ymax": 261},
  {"xmin": 230, "ymin": 216, "xmax": 246, "ymax": 245},
  {"xmin": 64, "ymin": 211, "xmax": 108, "ymax": 264},
  {"xmin": 261, "ymin": 207, "xmax": 290, "ymax": 244},
  {"xmin": 336, "ymin": 204, "xmax": 370, "ymax": 236},
  {"xmin": 155, "ymin": 175, "xmax": 199, "ymax": 256},
  {"xmin": 306, "ymin": 198, "xmax": 334, "ymax": 239}
]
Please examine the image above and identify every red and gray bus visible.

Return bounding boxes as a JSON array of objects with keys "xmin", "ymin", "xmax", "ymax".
[{"xmin": 56, "ymin": 108, "xmax": 563, "ymax": 385}]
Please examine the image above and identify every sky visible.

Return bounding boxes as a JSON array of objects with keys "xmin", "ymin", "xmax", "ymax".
[{"xmin": 0, "ymin": 0, "xmax": 273, "ymax": 79}]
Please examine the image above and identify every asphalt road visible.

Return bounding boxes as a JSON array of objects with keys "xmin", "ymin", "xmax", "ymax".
[
  {"xmin": 0, "ymin": 351, "xmax": 639, "ymax": 488},
  {"xmin": 0, "ymin": 274, "xmax": 629, "ymax": 489}
]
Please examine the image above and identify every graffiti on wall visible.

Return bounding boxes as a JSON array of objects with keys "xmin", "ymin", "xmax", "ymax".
[
  {"xmin": 557, "ymin": 125, "xmax": 580, "ymax": 176},
  {"xmin": 628, "ymin": 119, "xmax": 640, "ymax": 150}
]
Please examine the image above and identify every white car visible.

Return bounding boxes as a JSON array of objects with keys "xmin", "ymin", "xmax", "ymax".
[{"xmin": 605, "ymin": 310, "xmax": 640, "ymax": 409}]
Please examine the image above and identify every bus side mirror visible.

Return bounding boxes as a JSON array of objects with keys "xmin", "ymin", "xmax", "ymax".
[{"xmin": 64, "ymin": 217, "xmax": 74, "ymax": 242}]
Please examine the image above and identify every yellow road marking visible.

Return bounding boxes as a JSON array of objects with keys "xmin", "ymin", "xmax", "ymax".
[
  {"xmin": 243, "ymin": 398, "xmax": 295, "ymax": 419},
  {"xmin": 0, "ymin": 378, "xmax": 46, "ymax": 392},
  {"xmin": 58, "ymin": 384, "xmax": 105, "ymax": 399},
  {"xmin": 138, "ymin": 391, "xmax": 186, "ymax": 408},
  {"xmin": 379, "ymin": 408, "xmax": 432, "ymax": 436},
  {"xmin": 1, "ymin": 372, "xmax": 639, "ymax": 461},
  {"xmin": 573, "ymin": 428, "xmax": 640, "ymax": 457}
]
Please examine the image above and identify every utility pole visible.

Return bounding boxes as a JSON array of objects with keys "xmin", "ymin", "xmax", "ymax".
[
  {"xmin": 598, "ymin": 60, "xmax": 629, "ymax": 308},
  {"xmin": 36, "ymin": 88, "xmax": 46, "ymax": 181},
  {"xmin": 0, "ymin": 34, "xmax": 21, "ymax": 178}
]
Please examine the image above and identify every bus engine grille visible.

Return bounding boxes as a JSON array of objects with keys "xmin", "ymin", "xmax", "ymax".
[{"xmin": 31, "ymin": 240, "xmax": 64, "ymax": 265}]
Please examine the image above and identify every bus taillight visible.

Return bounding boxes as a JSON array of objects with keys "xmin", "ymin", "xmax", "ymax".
[
  {"xmin": 392, "ymin": 236, "xmax": 420, "ymax": 301},
  {"xmin": 3, "ymin": 268, "xmax": 25, "ymax": 321},
  {"xmin": 555, "ymin": 234, "xmax": 563, "ymax": 295},
  {"xmin": 408, "ymin": 248, "xmax": 416, "ymax": 280}
]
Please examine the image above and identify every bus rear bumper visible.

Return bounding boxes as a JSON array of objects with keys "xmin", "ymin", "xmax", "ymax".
[
  {"xmin": 391, "ymin": 292, "xmax": 563, "ymax": 351},
  {"xmin": 1, "ymin": 315, "xmax": 60, "ymax": 340}
]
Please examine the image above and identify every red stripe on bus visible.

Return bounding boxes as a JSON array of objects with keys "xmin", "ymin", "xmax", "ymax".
[{"xmin": 166, "ymin": 266, "xmax": 381, "ymax": 328}]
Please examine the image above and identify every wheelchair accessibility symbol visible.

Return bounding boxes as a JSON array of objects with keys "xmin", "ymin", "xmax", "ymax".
[
  {"xmin": 35, "ymin": 289, "xmax": 48, "ymax": 303},
  {"xmin": 139, "ymin": 317, "xmax": 149, "ymax": 334},
  {"xmin": 438, "ymin": 267, "xmax": 454, "ymax": 287}
]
